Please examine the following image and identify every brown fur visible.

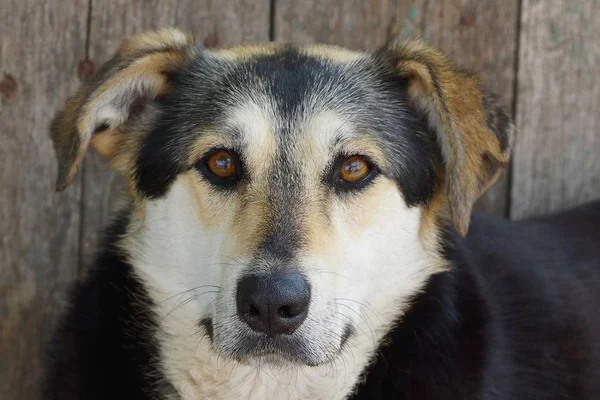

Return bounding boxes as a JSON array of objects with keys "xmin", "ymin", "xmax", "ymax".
[
  {"xmin": 385, "ymin": 38, "xmax": 514, "ymax": 236},
  {"xmin": 50, "ymin": 28, "xmax": 195, "ymax": 191}
]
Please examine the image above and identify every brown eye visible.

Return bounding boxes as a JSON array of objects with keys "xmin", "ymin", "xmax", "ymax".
[
  {"xmin": 207, "ymin": 150, "xmax": 236, "ymax": 178},
  {"xmin": 340, "ymin": 156, "xmax": 370, "ymax": 183}
]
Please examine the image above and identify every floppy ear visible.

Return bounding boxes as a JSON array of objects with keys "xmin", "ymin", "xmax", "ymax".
[
  {"xmin": 382, "ymin": 38, "xmax": 515, "ymax": 236},
  {"xmin": 50, "ymin": 28, "xmax": 195, "ymax": 191}
]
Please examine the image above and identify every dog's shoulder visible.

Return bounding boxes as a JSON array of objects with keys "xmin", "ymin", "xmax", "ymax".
[
  {"xmin": 465, "ymin": 201, "xmax": 600, "ymax": 398},
  {"xmin": 43, "ymin": 211, "xmax": 171, "ymax": 400},
  {"xmin": 467, "ymin": 199, "xmax": 600, "ymax": 268},
  {"xmin": 464, "ymin": 200, "xmax": 600, "ymax": 316}
]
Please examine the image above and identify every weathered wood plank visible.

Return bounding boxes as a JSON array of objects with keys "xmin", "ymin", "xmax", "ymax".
[
  {"xmin": 275, "ymin": 0, "xmax": 519, "ymax": 217},
  {"xmin": 81, "ymin": 0, "xmax": 271, "ymax": 263},
  {"xmin": 0, "ymin": 1, "xmax": 88, "ymax": 398},
  {"xmin": 511, "ymin": 0, "xmax": 600, "ymax": 219}
]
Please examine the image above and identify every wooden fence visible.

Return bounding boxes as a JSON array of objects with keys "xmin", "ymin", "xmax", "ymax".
[{"xmin": 1, "ymin": 1, "xmax": 599, "ymax": 398}]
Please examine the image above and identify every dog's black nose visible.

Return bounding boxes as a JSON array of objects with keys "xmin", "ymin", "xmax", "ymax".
[{"xmin": 236, "ymin": 272, "xmax": 310, "ymax": 335}]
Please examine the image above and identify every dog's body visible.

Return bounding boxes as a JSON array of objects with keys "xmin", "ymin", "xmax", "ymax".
[{"xmin": 45, "ymin": 29, "xmax": 600, "ymax": 399}]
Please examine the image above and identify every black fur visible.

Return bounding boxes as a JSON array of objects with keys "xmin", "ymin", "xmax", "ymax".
[{"xmin": 44, "ymin": 211, "xmax": 175, "ymax": 400}]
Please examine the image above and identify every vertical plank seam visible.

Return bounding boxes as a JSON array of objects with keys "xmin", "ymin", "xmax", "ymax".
[
  {"xmin": 78, "ymin": 0, "xmax": 94, "ymax": 278},
  {"xmin": 507, "ymin": 0, "xmax": 523, "ymax": 220},
  {"xmin": 85, "ymin": 0, "xmax": 92, "ymax": 59},
  {"xmin": 269, "ymin": 0, "xmax": 276, "ymax": 41}
]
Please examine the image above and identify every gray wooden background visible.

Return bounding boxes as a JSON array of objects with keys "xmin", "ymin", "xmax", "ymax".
[{"xmin": 1, "ymin": 1, "xmax": 599, "ymax": 398}]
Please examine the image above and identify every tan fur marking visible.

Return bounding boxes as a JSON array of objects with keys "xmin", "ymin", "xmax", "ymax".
[
  {"xmin": 300, "ymin": 189, "xmax": 336, "ymax": 262},
  {"xmin": 226, "ymin": 193, "xmax": 271, "ymax": 261},
  {"xmin": 212, "ymin": 43, "xmax": 279, "ymax": 61},
  {"xmin": 118, "ymin": 28, "xmax": 193, "ymax": 57},
  {"xmin": 181, "ymin": 171, "xmax": 221, "ymax": 230},
  {"xmin": 418, "ymin": 189, "xmax": 447, "ymax": 254},
  {"xmin": 186, "ymin": 133, "xmax": 237, "ymax": 166},
  {"xmin": 212, "ymin": 42, "xmax": 366, "ymax": 65},
  {"xmin": 90, "ymin": 129, "xmax": 120, "ymax": 159},
  {"xmin": 339, "ymin": 136, "xmax": 388, "ymax": 169},
  {"xmin": 227, "ymin": 101, "xmax": 278, "ymax": 182},
  {"xmin": 302, "ymin": 44, "xmax": 367, "ymax": 64}
]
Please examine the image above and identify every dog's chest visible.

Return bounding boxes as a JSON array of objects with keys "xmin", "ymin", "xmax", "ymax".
[
  {"xmin": 166, "ymin": 361, "xmax": 358, "ymax": 400},
  {"xmin": 153, "ymin": 306, "xmax": 378, "ymax": 400},
  {"xmin": 158, "ymin": 322, "xmax": 376, "ymax": 400}
]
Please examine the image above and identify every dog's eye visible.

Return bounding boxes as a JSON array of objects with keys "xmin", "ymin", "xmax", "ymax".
[
  {"xmin": 207, "ymin": 150, "xmax": 236, "ymax": 178},
  {"xmin": 340, "ymin": 156, "xmax": 371, "ymax": 183},
  {"xmin": 196, "ymin": 149, "xmax": 242, "ymax": 187}
]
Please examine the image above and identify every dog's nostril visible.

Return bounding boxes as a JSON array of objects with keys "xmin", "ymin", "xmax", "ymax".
[
  {"xmin": 277, "ymin": 304, "xmax": 303, "ymax": 319},
  {"xmin": 278, "ymin": 305, "xmax": 292, "ymax": 319},
  {"xmin": 248, "ymin": 304, "xmax": 261, "ymax": 317}
]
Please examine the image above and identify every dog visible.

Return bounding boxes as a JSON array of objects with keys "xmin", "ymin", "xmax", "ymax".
[{"xmin": 44, "ymin": 28, "xmax": 600, "ymax": 399}]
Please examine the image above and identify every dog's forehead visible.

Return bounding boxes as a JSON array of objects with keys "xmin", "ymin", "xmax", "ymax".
[
  {"xmin": 198, "ymin": 44, "xmax": 375, "ymax": 130},
  {"xmin": 178, "ymin": 45, "xmax": 405, "ymax": 157},
  {"xmin": 169, "ymin": 46, "xmax": 380, "ymax": 163},
  {"xmin": 222, "ymin": 101, "xmax": 356, "ymax": 175}
]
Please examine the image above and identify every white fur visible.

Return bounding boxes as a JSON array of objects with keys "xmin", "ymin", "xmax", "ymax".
[{"xmin": 123, "ymin": 108, "xmax": 443, "ymax": 399}]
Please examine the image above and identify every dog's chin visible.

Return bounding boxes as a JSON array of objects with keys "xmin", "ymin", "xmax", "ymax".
[
  {"xmin": 236, "ymin": 351, "xmax": 311, "ymax": 368},
  {"xmin": 200, "ymin": 318, "xmax": 354, "ymax": 367}
]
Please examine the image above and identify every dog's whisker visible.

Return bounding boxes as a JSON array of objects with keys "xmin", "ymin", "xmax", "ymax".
[
  {"xmin": 334, "ymin": 298, "xmax": 383, "ymax": 334},
  {"xmin": 159, "ymin": 290, "xmax": 219, "ymax": 326},
  {"xmin": 334, "ymin": 301, "xmax": 377, "ymax": 334},
  {"xmin": 334, "ymin": 297, "xmax": 384, "ymax": 322},
  {"xmin": 306, "ymin": 268, "xmax": 349, "ymax": 280},
  {"xmin": 202, "ymin": 262, "xmax": 239, "ymax": 269},
  {"xmin": 158, "ymin": 284, "xmax": 221, "ymax": 304},
  {"xmin": 227, "ymin": 357, "xmax": 240, "ymax": 382},
  {"xmin": 223, "ymin": 255, "xmax": 251, "ymax": 268}
]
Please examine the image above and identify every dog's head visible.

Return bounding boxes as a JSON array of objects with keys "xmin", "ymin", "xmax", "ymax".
[{"xmin": 51, "ymin": 29, "xmax": 514, "ymax": 367}]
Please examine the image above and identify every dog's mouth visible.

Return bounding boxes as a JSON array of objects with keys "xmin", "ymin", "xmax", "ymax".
[{"xmin": 199, "ymin": 318, "xmax": 354, "ymax": 366}]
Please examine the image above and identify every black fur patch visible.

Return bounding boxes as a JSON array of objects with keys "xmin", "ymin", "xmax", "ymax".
[{"xmin": 43, "ymin": 210, "xmax": 173, "ymax": 399}]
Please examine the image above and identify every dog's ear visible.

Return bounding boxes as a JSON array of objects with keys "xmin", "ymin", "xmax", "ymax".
[
  {"xmin": 381, "ymin": 38, "xmax": 515, "ymax": 236},
  {"xmin": 50, "ymin": 28, "xmax": 195, "ymax": 191}
]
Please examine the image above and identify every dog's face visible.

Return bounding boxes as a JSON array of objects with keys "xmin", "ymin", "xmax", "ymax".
[{"xmin": 51, "ymin": 30, "xmax": 514, "ymax": 367}]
